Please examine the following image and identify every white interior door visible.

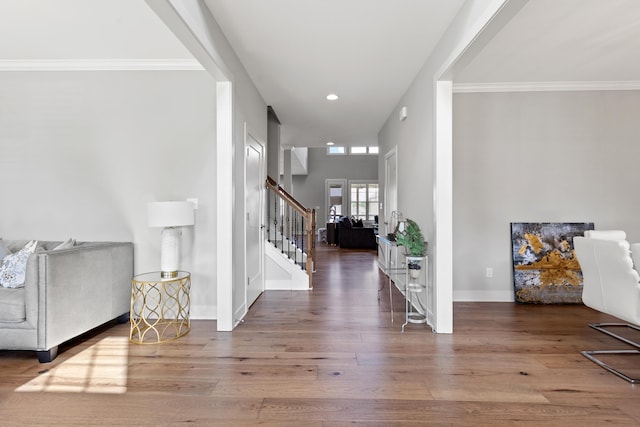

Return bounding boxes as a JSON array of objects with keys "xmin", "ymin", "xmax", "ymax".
[
  {"xmin": 245, "ymin": 132, "xmax": 264, "ymax": 308},
  {"xmin": 384, "ymin": 147, "xmax": 398, "ymax": 236}
]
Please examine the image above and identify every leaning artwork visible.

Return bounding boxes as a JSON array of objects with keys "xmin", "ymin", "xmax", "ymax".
[{"xmin": 511, "ymin": 222, "xmax": 594, "ymax": 304}]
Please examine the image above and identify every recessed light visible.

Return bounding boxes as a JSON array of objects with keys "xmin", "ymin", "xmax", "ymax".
[
  {"xmin": 326, "ymin": 141, "xmax": 335, "ymax": 146},
  {"xmin": 326, "ymin": 93, "xmax": 339, "ymax": 101}
]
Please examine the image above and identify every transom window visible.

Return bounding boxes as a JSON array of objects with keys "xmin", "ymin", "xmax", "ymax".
[
  {"xmin": 328, "ymin": 146, "xmax": 379, "ymax": 155},
  {"xmin": 350, "ymin": 146, "xmax": 379, "ymax": 155},
  {"xmin": 327, "ymin": 146, "xmax": 346, "ymax": 155}
]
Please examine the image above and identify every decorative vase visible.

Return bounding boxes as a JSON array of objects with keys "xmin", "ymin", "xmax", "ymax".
[{"xmin": 408, "ymin": 258, "xmax": 422, "ymax": 280}]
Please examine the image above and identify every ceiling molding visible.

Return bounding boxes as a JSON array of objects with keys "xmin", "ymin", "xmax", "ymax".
[
  {"xmin": 453, "ymin": 81, "xmax": 640, "ymax": 93},
  {"xmin": 0, "ymin": 59, "xmax": 204, "ymax": 71}
]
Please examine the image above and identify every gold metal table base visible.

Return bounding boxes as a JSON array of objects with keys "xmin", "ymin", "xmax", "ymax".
[{"xmin": 129, "ymin": 271, "xmax": 191, "ymax": 344}]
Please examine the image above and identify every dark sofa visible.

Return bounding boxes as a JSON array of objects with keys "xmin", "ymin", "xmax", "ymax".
[{"xmin": 337, "ymin": 217, "xmax": 377, "ymax": 249}]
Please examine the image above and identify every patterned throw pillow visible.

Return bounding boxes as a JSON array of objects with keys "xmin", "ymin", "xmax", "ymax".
[{"xmin": 0, "ymin": 240, "xmax": 38, "ymax": 289}]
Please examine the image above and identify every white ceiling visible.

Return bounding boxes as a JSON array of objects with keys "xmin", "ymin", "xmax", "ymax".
[
  {"xmin": 204, "ymin": 0, "xmax": 465, "ymax": 148},
  {"xmin": 455, "ymin": 0, "xmax": 640, "ymax": 84},
  {"xmin": 2, "ymin": 1, "xmax": 639, "ymax": 149},
  {"xmin": 205, "ymin": 0, "xmax": 640, "ymax": 147},
  {"xmin": 0, "ymin": 0, "xmax": 193, "ymax": 61}
]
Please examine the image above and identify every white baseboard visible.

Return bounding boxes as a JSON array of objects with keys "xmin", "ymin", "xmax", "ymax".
[
  {"xmin": 453, "ymin": 290, "xmax": 514, "ymax": 302},
  {"xmin": 190, "ymin": 304, "xmax": 216, "ymax": 320}
]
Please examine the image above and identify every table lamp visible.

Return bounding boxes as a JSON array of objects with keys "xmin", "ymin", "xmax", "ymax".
[{"xmin": 147, "ymin": 201, "xmax": 195, "ymax": 278}]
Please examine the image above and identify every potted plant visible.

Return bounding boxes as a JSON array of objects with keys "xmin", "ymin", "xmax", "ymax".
[{"xmin": 395, "ymin": 219, "xmax": 426, "ymax": 279}]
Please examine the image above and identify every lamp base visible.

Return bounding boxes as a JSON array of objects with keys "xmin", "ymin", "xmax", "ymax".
[
  {"xmin": 160, "ymin": 227, "xmax": 181, "ymax": 276},
  {"xmin": 161, "ymin": 270, "xmax": 178, "ymax": 279}
]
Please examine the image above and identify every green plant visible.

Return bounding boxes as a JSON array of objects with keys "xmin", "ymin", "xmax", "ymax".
[{"xmin": 395, "ymin": 219, "xmax": 425, "ymax": 257}]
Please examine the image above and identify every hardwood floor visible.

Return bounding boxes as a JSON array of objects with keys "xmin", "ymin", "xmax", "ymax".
[{"xmin": 1, "ymin": 244, "xmax": 640, "ymax": 425}]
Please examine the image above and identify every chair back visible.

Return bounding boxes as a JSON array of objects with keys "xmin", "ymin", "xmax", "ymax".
[{"xmin": 574, "ymin": 231, "xmax": 640, "ymax": 325}]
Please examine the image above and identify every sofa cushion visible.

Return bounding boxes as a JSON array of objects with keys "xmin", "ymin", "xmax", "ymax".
[
  {"xmin": 0, "ymin": 240, "xmax": 38, "ymax": 288},
  {"xmin": 0, "ymin": 238, "xmax": 11, "ymax": 259},
  {"xmin": 53, "ymin": 238, "xmax": 76, "ymax": 251},
  {"xmin": 339, "ymin": 217, "xmax": 352, "ymax": 229},
  {"xmin": 0, "ymin": 287, "xmax": 26, "ymax": 322}
]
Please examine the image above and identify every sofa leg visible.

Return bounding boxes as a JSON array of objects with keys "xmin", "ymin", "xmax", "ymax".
[
  {"xmin": 37, "ymin": 346, "xmax": 58, "ymax": 363},
  {"xmin": 116, "ymin": 312, "xmax": 130, "ymax": 323}
]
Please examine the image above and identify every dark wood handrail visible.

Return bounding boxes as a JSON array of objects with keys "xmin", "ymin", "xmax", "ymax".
[
  {"xmin": 265, "ymin": 176, "xmax": 315, "ymax": 289},
  {"xmin": 266, "ymin": 176, "xmax": 309, "ymax": 216}
]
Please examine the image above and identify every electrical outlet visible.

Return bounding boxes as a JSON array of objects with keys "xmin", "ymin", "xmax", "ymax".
[{"xmin": 486, "ymin": 267, "xmax": 493, "ymax": 278}]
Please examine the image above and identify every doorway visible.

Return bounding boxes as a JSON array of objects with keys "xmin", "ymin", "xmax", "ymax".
[
  {"xmin": 384, "ymin": 147, "xmax": 398, "ymax": 236},
  {"xmin": 244, "ymin": 130, "xmax": 265, "ymax": 310}
]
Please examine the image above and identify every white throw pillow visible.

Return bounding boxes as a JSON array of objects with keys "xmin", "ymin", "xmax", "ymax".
[
  {"xmin": 0, "ymin": 240, "xmax": 38, "ymax": 288},
  {"xmin": 53, "ymin": 238, "xmax": 76, "ymax": 251}
]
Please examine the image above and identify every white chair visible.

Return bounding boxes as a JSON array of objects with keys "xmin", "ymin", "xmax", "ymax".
[{"xmin": 573, "ymin": 230, "xmax": 640, "ymax": 383}]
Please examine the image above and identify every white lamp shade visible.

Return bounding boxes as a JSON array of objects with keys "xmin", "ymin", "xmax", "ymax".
[{"xmin": 148, "ymin": 201, "xmax": 195, "ymax": 227}]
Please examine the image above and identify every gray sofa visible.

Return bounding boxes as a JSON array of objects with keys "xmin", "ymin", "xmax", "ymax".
[{"xmin": 0, "ymin": 240, "xmax": 133, "ymax": 362}]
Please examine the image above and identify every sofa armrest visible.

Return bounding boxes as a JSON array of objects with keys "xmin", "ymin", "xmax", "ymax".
[
  {"xmin": 36, "ymin": 242, "xmax": 134, "ymax": 351},
  {"xmin": 631, "ymin": 243, "xmax": 640, "ymax": 271}
]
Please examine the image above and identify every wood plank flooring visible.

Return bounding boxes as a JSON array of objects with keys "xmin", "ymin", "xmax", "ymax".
[{"xmin": 1, "ymin": 244, "xmax": 640, "ymax": 425}]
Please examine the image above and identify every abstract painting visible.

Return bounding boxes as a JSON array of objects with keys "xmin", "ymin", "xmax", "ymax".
[{"xmin": 511, "ymin": 222, "xmax": 594, "ymax": 304}]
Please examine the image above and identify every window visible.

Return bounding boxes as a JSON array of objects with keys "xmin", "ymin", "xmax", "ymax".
[
  {"xmin": 330, "ymin": 146, "xmax": 379, "ymax": 155},
  {"xmin": 350, "ymin": 181, "xmax": 379, "ymax": 221},
  {"xmin": 349, "ymin": 146, "xmax": 379, "ymax": 155}
]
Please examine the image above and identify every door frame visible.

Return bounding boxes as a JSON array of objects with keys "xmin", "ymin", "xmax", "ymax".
[
  {"xmin": 384, "ymin": 146, "xmax": 398, "ymax": 237},
  {"xmin": 325, "ymin": 178, "xmax": 347, "ymax": 224},
  {"xmin": 242, "ymin": 124, "xmax": 266, "ymax": 319}
]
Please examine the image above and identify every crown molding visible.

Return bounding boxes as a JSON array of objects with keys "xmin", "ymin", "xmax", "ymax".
[
  {"xmin": 453, "ymin": 81, "xmax": 640, "ymax": 93},
  {"xmin": 0, "ymin": 59, "xmax": 204, "ymax": 71}
]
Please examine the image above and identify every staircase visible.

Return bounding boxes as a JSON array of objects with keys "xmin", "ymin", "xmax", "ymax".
[{"xmin": 265, "ymin": 176, "xmax": 315, "ymax": 290}]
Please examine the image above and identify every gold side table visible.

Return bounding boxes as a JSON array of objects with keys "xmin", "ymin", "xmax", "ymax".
[{"xmin": 130, "ymin": 271, "xmax": 191, "ymax": 344}]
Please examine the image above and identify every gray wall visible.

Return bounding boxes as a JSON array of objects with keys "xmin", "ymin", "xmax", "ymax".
[
  {"xmin": 453, "ymin": 90, "xmax": 640, "ymax": 301},
  {"xmin": 292, "ymin": 147, "xmax": 378, "ymax": 227},
  {"xmin": 0, "ymin": 70, "xmax": 217, "ymax": 317}
]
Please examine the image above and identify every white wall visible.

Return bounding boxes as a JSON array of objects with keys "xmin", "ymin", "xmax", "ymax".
[
  {"xmin": 453, "ymin": 90, "xmax": 640, "ymax": 301},
  {"xmin": 146, "ymin": 0, "xmax": 268, "ymax": 328},
  {"xmin": 377, "ymin": 0, "xmax": 509, "ymax": 332},
  {"xmin": 292, "ymin": 148, "xmax": 379, "ymax": 227},
  {"xmin": 0, "ymin": 0, "xmax": 195, "ymax": 61},
  {"xmin": 0, "ymin": 70, "xmax": 217, "ymax": 317}
]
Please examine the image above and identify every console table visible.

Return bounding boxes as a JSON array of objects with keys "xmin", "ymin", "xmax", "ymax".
[{"xmin": 377, "ymin": 235, "xmax": 430, "ymax": 332}]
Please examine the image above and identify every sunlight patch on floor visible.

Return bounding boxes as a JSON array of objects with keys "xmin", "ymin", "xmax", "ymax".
[{"xmin": 16, "ymin": 336, "xmax": 129, "ymax": 394}]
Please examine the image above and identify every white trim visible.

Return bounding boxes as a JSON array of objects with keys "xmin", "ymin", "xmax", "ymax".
[
  {"xmin": 190, "ymin": 304, "xmax": 217, "ymax": 320},
  {"xmin": 453, "ymin": 81, "xmax": 640, "ymax": 93},
  {"xmin": 453, "ymin": 290, "xmax": 514, "ymax": 302},
  {"xmin": 383, "ymin": 146, "xmax": 398, "ymax": 239},
  {"xmin": 325, "ymin": 179, "xmax": 347, "ymax": 223},
  {"xmin": 264, "ymin": 243, "xmax": 310, "ymax": 291},
  {"xmin": 244, "ymin": 126, "xmax": 266, "ymax": 313},
  {"xmin": 216, "ymin": 80, "xmax": 234, "ymax": 331},
  {"xmin": 429, "ymin": 0, "xmax": 516, "ymax": 335},
  {"xmin": 433, "ymin": 80, "xmax": 453, "ymax": 334},
  {"xmin": 0, "ymin": 59, "xmax": 204, "ymax": 71}
]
